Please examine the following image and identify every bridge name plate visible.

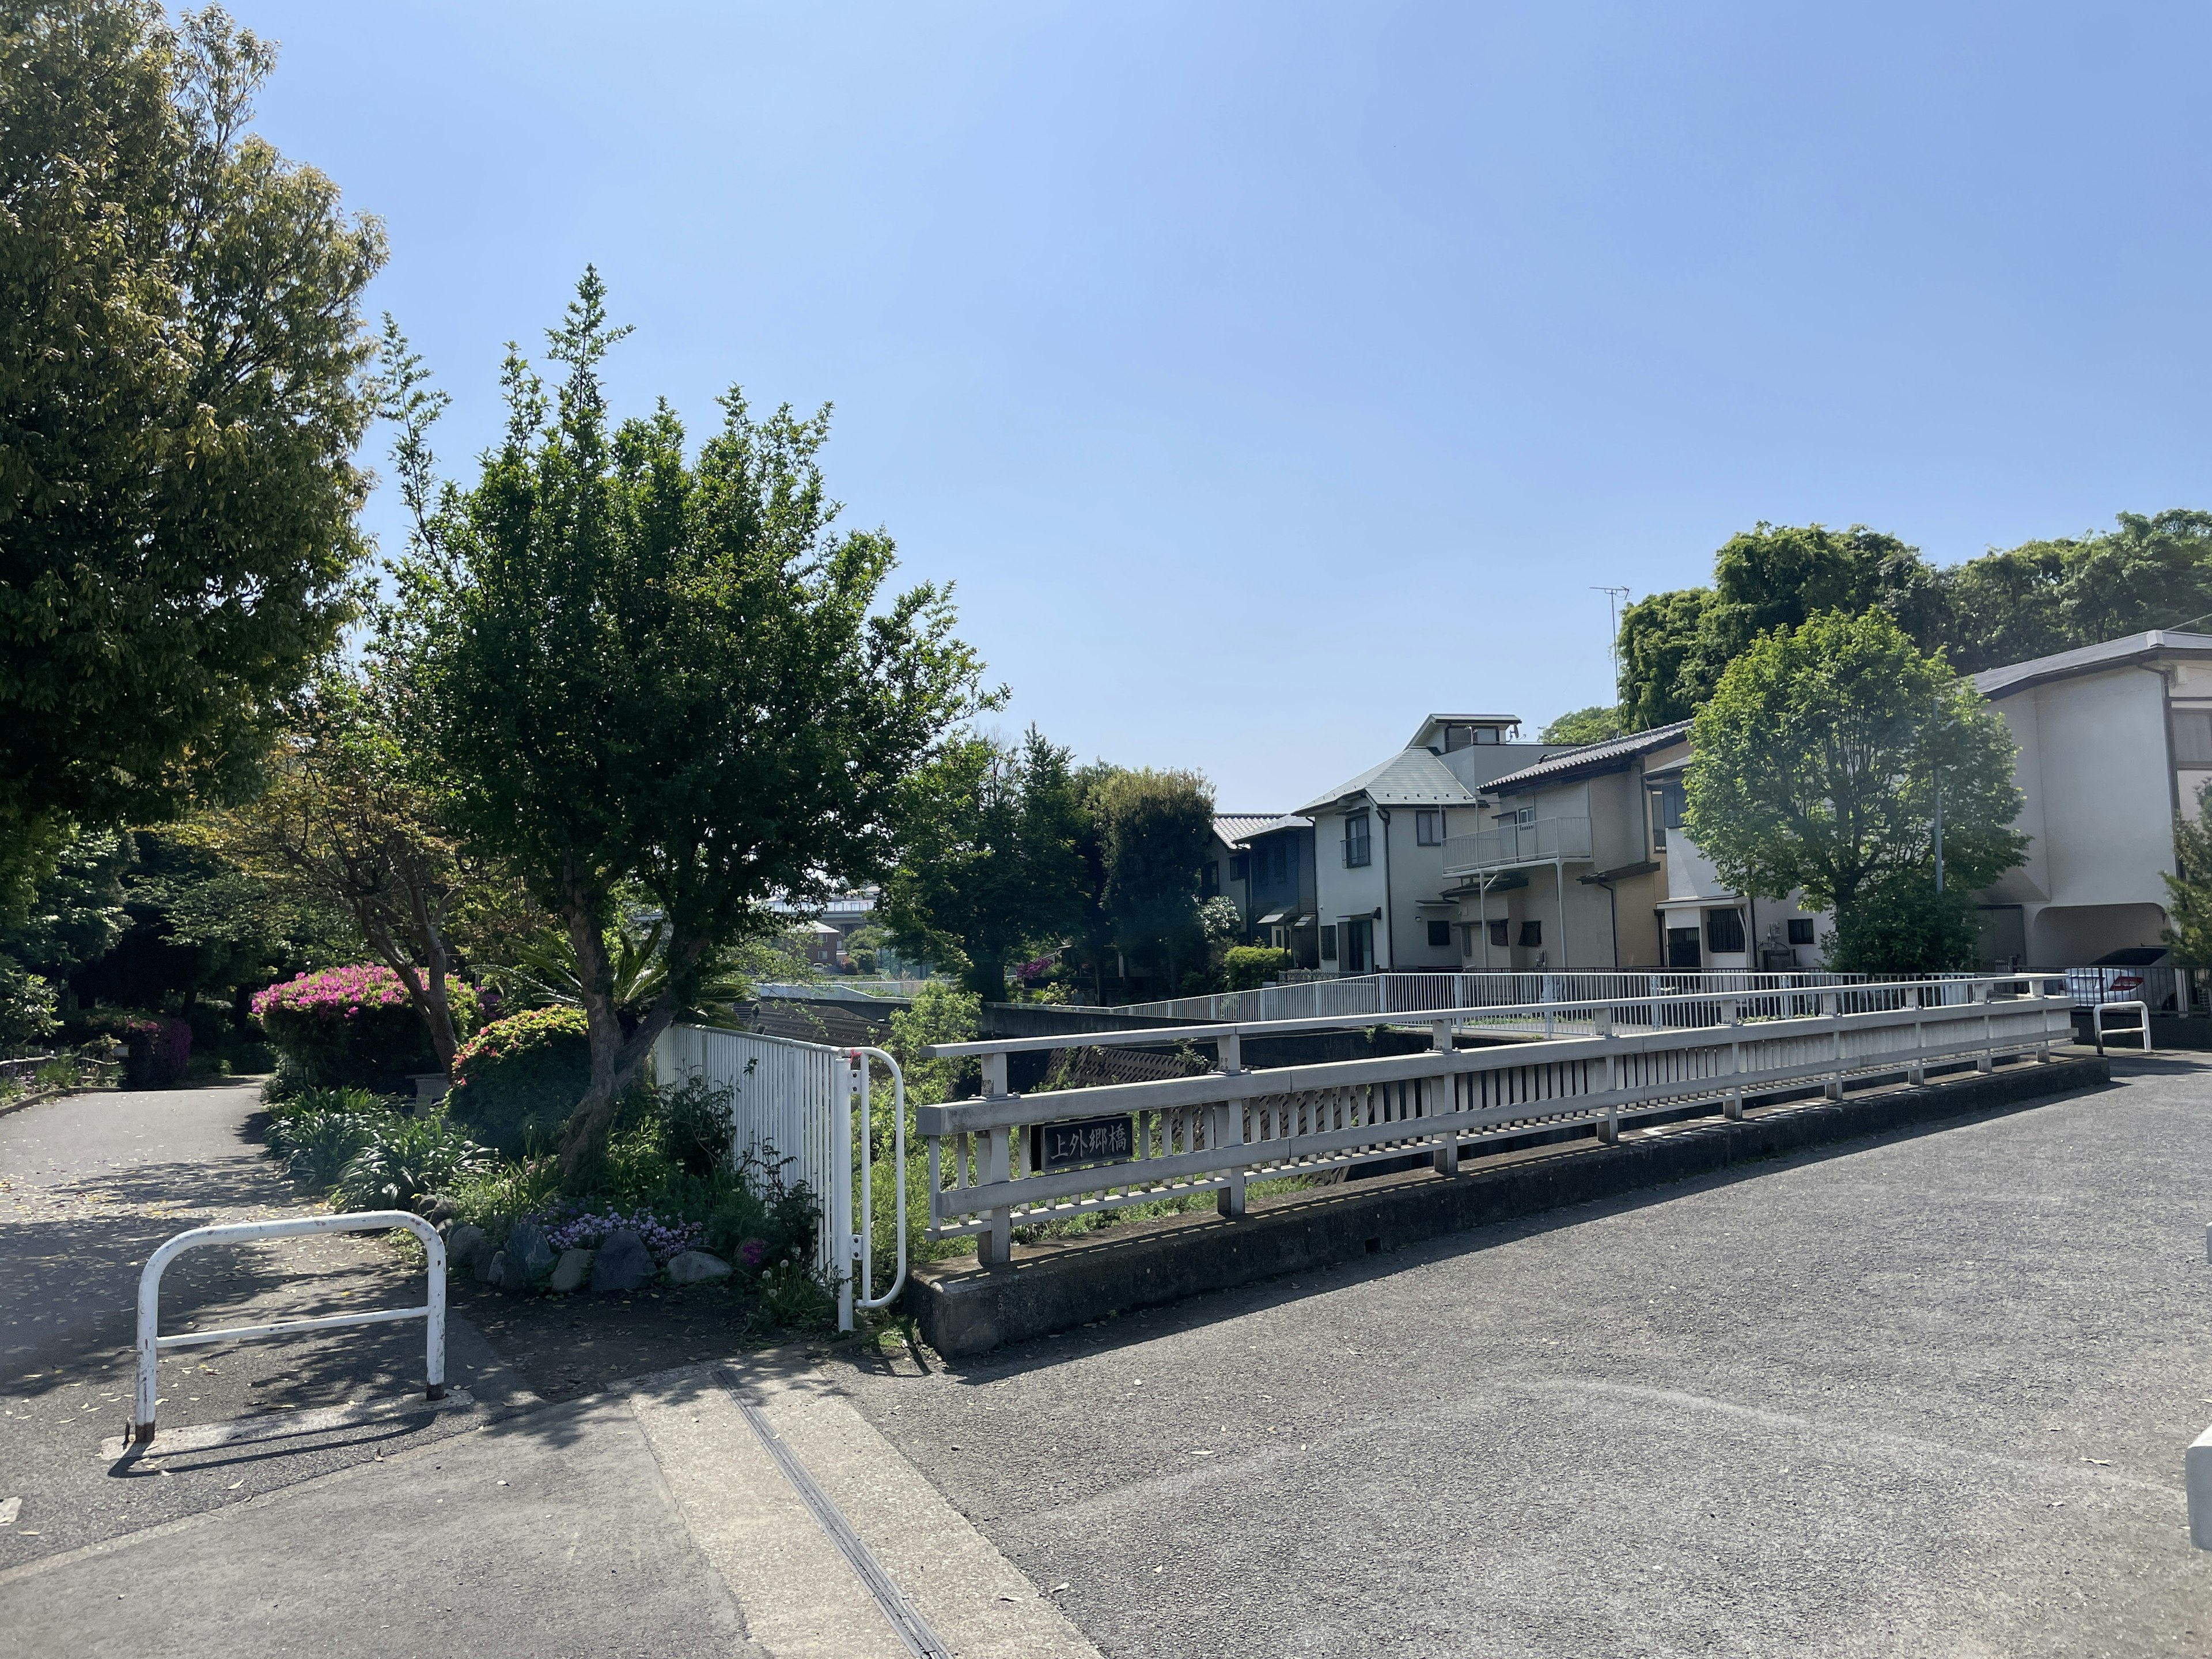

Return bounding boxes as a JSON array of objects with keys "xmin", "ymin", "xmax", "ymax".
[{"xmin": 1029, "ymin": 1113, "xmax": 1135, "ymax": 1173}]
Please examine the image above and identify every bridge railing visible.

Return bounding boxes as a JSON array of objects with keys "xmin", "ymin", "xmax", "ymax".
[{"xmin": 918, "ymin": 976, "xmax": 2074, "ymax": 1263}]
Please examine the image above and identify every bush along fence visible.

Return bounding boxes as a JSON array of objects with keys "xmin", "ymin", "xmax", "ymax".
[{"xmin": 918, "ymin": 975, "xmax": 2078, "ymax": 1266}]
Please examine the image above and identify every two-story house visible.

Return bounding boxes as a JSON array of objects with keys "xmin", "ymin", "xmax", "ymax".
[
  {"xmin": 1203, "ymin": 814, "xmax": 1285, "ymax": 932},
  {"xmin": 1300, "ymin": 715, "xmax": 1550, "ymax": 973},
  {"xmin": 1972, "ymin": 628, "xmax": 2212, "ymax": 964},
  {"xmin": 1233, "ymin": 815, "xmax": 1319, "ymax": 965}
]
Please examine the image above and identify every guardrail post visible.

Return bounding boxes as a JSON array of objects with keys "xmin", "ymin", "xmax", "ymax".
[
  {"xmin": 1215, "ymin": 1035, "xmax": 1247, "ymax": 1217},
  {"xmin": 1429, "ymin": 1021, "xmax": 1461, "ymax": 1175},
  {"xmin": 1719, "ymin": 996, "xmax": 1744, "ymax": 1119},
  {"xmin": 978, "ymin": 1051, "xmax": 1014, "ymax": 1268},
  {"xmin": 1821, "ymin": 991, "xmax": 1844, "ymax": 1100}
]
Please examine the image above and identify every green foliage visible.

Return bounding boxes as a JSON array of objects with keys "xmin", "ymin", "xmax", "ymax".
[
  {"xmin": 1088, "ymin": 766, "xmax": 1216, "ymax": 992},
  {"xmin": 0, "ymin": 3, "xmax": 385, "ymax": 846},
  {"xmin": 33, "ymin": 1056, "xmax": 75, "ymax": 1090},
  {"xmin": 1539, "ymin": 706, "xmax": 1623, "ymax": 746},
  {"xmin": 1822, "ymin": 873, "xmax": 1981, "ymax": 974},
  {"xmin": 333, "ymin": 1113, "xmax": 494, "ymax": 1210},
  {"xmin": 254, "ymin": 965, "xmax": 462, "ymax": 1092},
  {"xmin": 394, "ymin": 272, "xmax": 988, "ymax": 1175},
  {"xmin": 882, "ymin": 726, "xmax": 1087, "ymax": 1002},
  {"xmin": 502, "ymin": 907, "xmax": 765, "ymax": 1021},
  {"xmin": 445, "ymin": 1006, "xmax": 590, "ymax": 1157},
  {"xmin": 0, "ymin": 960, "xmax": 54, "ymax": 1052},
  {"xmin": 2163, "ymin": 782, "xmax": 2212, "ymax": 967},
  {"xmin": 1685, "ymin": 610, "xmax": 2026, "ymax": 914},
  {"xmin": 660, "ymin": 1073, "xmax": 736, "ymax": 1177},
  {"xmin": 887, "ymin": 980, "xmax": 980, "ymax": 1107},
  {"xmin": 1945, "ymin": 509, "xmax": 2212, "ymax": 672},
  {"xmin": 1224, "ymin": 945, "xmax": 1291, "ymax": 990},
  {"xmin": 268, "ymin": 1106, "xmax": 385, "ymax": 1190},
  {"xmin": 0, "ymin": 826, "xmax": 131, "ymax": 985}
]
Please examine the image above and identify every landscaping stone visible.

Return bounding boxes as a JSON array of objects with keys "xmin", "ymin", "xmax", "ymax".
[
  {"xmin": 664, "ymin": 1249, "xmax": 732, "ymax": 1286},
  {"xmin": 445, "ymin": 1223, "xmax": 489, "ymax": 1277},
  {"xmin": 549, "ymin": 1247, "xmax": 593, "ymax": 1293},
  {"xmin": 591, "ymin": 1229, "xmax": 653, "ymax": 1294},
  {"xmin": 506, "ymin": 1220, "xmax": 555, "ymax": 1282},
  {"xmin": 484, "ymin": 1249, "xmax": 525, "ymax": 1293}
]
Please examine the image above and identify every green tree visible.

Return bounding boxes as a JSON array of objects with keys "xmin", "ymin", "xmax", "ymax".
[
  {"xmin": 1539, "ymin": 706, "xmax": 1623, "ymax": 745},
  {"xmin": 1090, "ymin": 767, "xmax": 1216, "ymax": 993},
  {"xmin": 1616, "ymin": 524, "xmax": 1941, "ymax": 727},
  {"xmin": 2163, "ymin": 782, "xmax": 2212, "ymax": 967},
  {"xmin": 0, "ymin": 3, "xmax": 384, "ymax": 881},
  {"xmin": 1823, "ymin": 872, "xmax": 1983, "ymax": 974},
  {"xmin": 0, "ymin": 823, "xmax": 131, "ymax": 1047},
  {"xmin": 1684, "ymin": 610, "xmax": 2025, "ymax": 919},
  {"xmin": 1946, "ymin": 510, "xmax": 2212, "ymax": 673},
  {"xmin": 881, "ymin": 726, "xmax": 1087, "ymax": 1003},
  {"xmin": 404, "ymin": 275, "xmax": 987, "ymax": 1177}
]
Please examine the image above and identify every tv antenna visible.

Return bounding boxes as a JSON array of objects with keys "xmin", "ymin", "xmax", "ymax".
[{"xmin": 1593, "ymin": 586, "xmax": 1630, "ymax": 719}]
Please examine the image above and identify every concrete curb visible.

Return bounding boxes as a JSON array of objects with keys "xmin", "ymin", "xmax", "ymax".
[{"xmin": 907, "ymin": 1053, "xmax": 2112, "ymax": 1357}]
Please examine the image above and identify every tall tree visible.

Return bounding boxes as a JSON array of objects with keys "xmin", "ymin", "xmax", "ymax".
[
  {"xmin": 1616, "ymin": 525, "xmax": 1941, "ymax": 729},
  {"xmin": 1945, "ymin": 510, "xmax": 2212, "ymax": 673},
  {"xmin": 0, "ymin": 2, "xmax": 385, "ymax": 888},
  {"xmin": 881, "ymin": 726, "xmax": 1087, "ymax": 1003},
  {"xmin": 405, "ymin": 275, "xmax": 988, "ymax": 1176},
  {"xmin": 1685, "ymin": 610, "xmax": 2024, "ymax": 922},
  {"xmin": 1090, "ymin": 767, "xmax": 1215, "ymax": 993}
]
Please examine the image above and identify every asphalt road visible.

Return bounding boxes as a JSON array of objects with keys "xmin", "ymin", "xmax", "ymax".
[{"xmin": 839, "ymin": 1052, "xmax": 2212, "ymax": 1658}]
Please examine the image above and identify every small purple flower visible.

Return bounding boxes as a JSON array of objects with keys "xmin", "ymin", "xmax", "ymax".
[{"xmin": 738, "ymin": 1238, "xmax": 768, "ymax": 1268}]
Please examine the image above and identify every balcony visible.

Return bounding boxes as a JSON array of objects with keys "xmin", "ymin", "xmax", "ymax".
[{"xmin": 1442, "ymin": 815, "xmax": 1594, "ymax": 876}]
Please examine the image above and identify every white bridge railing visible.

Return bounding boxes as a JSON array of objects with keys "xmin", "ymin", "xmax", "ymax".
[
  {"xmin": 1110, "ymin": 968, "xmax": 1869, "ymax": 1027},
  {"xmin": 921, "ymin": 976, "xmax": 2075, "ymax": 1264}
]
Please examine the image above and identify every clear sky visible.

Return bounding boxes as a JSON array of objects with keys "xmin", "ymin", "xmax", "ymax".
[{"xmin": 241, "ymin": 1, "xmax": 2212, "ymax": 810}]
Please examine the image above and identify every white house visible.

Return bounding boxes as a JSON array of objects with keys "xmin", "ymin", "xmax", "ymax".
[
  {"xmin": 1972, "ymin": 628, "xmax": 2212, "ymax": 964},
  {"xmin": 1298, "ymin": 715, "xmax": 1549, "ymax": 972}
]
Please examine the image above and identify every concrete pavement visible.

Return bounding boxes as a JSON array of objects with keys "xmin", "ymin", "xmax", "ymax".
[{"xmin": 838, "ymin": 1051, "xmax": 2212, "ymax": 1657}]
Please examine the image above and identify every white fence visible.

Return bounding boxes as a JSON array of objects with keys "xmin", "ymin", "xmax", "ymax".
[
  {"xmin": 1112, "ymin": 969, "xmax": 1869, "ymax": 1028},
  {"xmin": 921, "ymin": 976, "xmax": 2075, "ymax": 1263},
  {"xmin": 653, "ymin": 1024, "xmax": 847, "ymax": 1283}
]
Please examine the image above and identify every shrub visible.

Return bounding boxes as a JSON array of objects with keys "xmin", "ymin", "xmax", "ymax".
[
  {"xmin": 33, "ymin": 1056, "xmax": 75, "ymax": 1091},
  {"xmin": 445, "ymin": 1006, "xmax": 589, "ymax": 1157},
  {"xmin": 1224, "ymin": 945, "xmax": 1291, "ymax": 990},
  {"xmin": 122, "ymin": 1016, "xmax": 192, "ymax": 1088},
  {"xmin": 251, "ymin": 966, "xmax": 467, "ymax": 1092},
  {"xmin": 269, "ymin": 1107, "xmax": 387, "ymax": 1189},
  {"xmin": 1824, "ymin": 874, "xmax": 1980, "ymax": 975},
  {"xmin": 660, "ymin": 1073, "xmax": 736, "ymax": 1176},
  {"xmin": 334, "ymin": 1115, "xmax": 495, "ymax": 1211}
]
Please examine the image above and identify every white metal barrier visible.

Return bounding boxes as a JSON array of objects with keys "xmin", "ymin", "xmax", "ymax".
[
  {"xmin": 2090, "ymin": 999, "xmax": 2153, "ymax": 1053},
  {"xmin": 131, "ymin": 1211, "xmax": 445, "ymax": 1444},
  {"xmin": 920, "ymin": 978, "xmax": 2075, "ymax": 1264},
  {"xmin": 843, "ymin": 1047, "xmax": 908, "ymax": 1332}
]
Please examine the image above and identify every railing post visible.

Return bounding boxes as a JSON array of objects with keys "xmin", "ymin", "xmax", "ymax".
[
  {"xmin": 1821, "ymin": 991, "xmax": 1844, "ymax": 1100},
  {"xmin": 1596, "ymin": 1007, "xmax": 1620, "ymax": 1143},
  {"xmin": 1430, "ymin": 1020, "xmax": 1461, "ymax": 1176},
  {"xmin": 1722, "ymin": 997, "xmax": 1744, "ymax": 1120},
  {"xmin": 1215, "ymin": 1033, "xmax": 1247, "ymax": 1217},
  {"xmin": 977, "ymin": 1051, "xmax": 1014, "ymax": 1268}
]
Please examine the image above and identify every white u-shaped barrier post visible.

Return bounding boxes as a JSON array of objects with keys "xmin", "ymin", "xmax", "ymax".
[
  {"xmin": 132, "ymin": 1211, "xmax": 446, "ymax": 1444},
  {"xmin": 842, "ymin": 1047, "xmax": 908, "ymax": 1331}
]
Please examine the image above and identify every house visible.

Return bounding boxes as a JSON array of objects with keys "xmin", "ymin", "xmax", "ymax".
[
  {"xmin": 1233, "ymin": 814, "xmax": 1319, "ymax": 965},
  {"xmin": 1972, "ymin": 628, "xmax": 2212, "ymax": 964},
  {"xmin": 1439, "ymin": 721, "xmax": 1830, "ymax": 972},
  {"xmin": 1203, "ymin": 814, "xmax": 1286, "ymax": 932},
  {"xmin": 1299, "ymin": 715, "xmax": 1551, "ymax": 972}
]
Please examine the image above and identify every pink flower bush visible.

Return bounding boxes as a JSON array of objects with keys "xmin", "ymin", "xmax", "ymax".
[
  {"xmin": 252, "ymin": 965, "xmax": 412, "ymax": 1022},
  {"xmin": 251, "ymin": 964, "xmax": 452, "ymax": 1090}
]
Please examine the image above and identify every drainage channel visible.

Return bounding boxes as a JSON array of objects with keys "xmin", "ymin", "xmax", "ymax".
[{"xmin": 712, "ymin": 1365, "xmax": 953, "ymax": 1659}]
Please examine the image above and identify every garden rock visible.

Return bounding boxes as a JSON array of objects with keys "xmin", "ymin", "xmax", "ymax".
[
  {"xmin": 549, "ymin": 1248, "xmax": 593, "ymax": 1293},
  {"xmin": 590, "ymin": 1229, "xmax": 653, "ymax": 1294},
  {"xmin": 445, "ymin": 1223, "xmax": 489, "ymax": 1277},
  {"xmin": 484, "ymin": 1249, "xmax": 526, "ymax": 1293},
  {"xmin": 506, "ymin": 1221, "xmax": 556, "ymax": 1282},
  {"xmin": 664, "ymin": 1249, "xmax": 732, "ymax": 1286}
]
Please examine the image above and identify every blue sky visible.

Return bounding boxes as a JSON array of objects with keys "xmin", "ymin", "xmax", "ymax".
[{"xmin": 245, "ymin": 2, "xmax": 2212, "ymax": 809}]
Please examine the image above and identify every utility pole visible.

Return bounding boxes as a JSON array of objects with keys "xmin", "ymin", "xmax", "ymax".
[{"xmin": 1593, "ymin": 586, "xmax": 1630, "ymax": 725}]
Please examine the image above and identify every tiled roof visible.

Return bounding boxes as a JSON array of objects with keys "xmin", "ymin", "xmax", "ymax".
[
  {"xmin": 1213, "ymin": 813, "xmax": 1286, "ymax": 845},
  {"xmin": 1296, "ymin": 748, "xmax": 1480, "ymax": 814},
  {"xmin": 1228, "ymin": 813, "xmax": 1313, "ymax": 844},
  {"xmin": 1971, "ymin": 630, "xmax": 2212, "ymax": 699},
  {"xmin": 1479, "ymin": 721, "xmax": 1692, "ymax": 794}
]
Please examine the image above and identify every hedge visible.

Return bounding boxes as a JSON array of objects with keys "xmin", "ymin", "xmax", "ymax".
[
  {"xmin": 251, "ymin": 965, "xmax": 472, "ymax": 1092},
  {"xmin": 445, "ymin": 1005, "xmax": 590, "ymax": 1157}
]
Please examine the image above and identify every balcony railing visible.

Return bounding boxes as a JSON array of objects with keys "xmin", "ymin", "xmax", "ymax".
[{"xmin": 1442, "ymin": 815, "xmax": 1594, "ymax": 875}]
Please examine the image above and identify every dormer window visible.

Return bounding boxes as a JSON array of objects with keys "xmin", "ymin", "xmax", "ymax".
[{"xmin": 1441, "ymin": 723, "xmax": 1505, "ymax": 752}]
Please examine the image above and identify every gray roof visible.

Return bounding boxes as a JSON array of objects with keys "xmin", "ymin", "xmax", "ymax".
[
  {"xmin": 1479, "ymin": 721, "xmax": 1693, "ymax": 795},
  {"xmin": 1213, "ymin": 813, "xmax": 1286, "ymax": 846},
  {"xmin": 1229, "ymin": 813, "xmax": 1313, "ymax": 844},
  {"xmin": 1297, "ymin": 748, "xmax": 1480, "ymax": 815},
  {"xmin": 1404, "ymin": 712, "xmax": 1524, "ymax": 747},
  {"xmin": 1972, "ymin": 630, "xmax": 2212, "ymax": 699}
]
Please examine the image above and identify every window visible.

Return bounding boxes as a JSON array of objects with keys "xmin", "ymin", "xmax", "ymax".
[
  {"xmin": 1501, "ymin": 804, "xmax": 1533, "ymax": 827},
  {"xmin": 1651, "ymin": 781, "xmax": 1686, "ymax": 848},
  {"xmin": 1442, "ymin": 723, "xmax": 1504, "ymax": 751},
  {"xmin": 1518, "ymin": 919, "xmax": 1542, "ymax": 948},
  {"xmin": 1200, "ymin": 863, "xmax": 1220, "ymax": 897},
  {"xmin": 1489, "ymin": 919, "xmax": 1510, "ymax": 948},
  {"xmin": 1343, "ymin": 813, "xmax": 1372, "ymax": 868},
  {"xmin": 1706, "ymin": 907, "xmax": 1746, "ymax": 954},
  {"xmin": 1271, "ymin": 839, "xmax": 1289, "ymax": 883},
  {"xmin": 2177, "ymin": 709, "xmax": 2212, "ymax": 767},
  {"xmin": 1230, "ymin": 853, "xmax": 1248, "ymax": 882},
  {"xmin": 1320, "ymin": 923, "xmax": 1338, "ymax": 961},
  {"xmin": 1427, "ymin": 919, "xmax": 1452, "ymax": 947},
  {"xmin": 1786, "ymin": 918, "xmax": 1816, "ymax": 946},
  {"xmin": 1415, "ymin": 809, "xmax": 1444, "ymax": 846},
  {"xmin": 1667, "ymin": 926, "xmax": 1702, "ymax": 969},
  {"xmin": 1343, "ymin": 917, "xmax": 1374, "ymax": 973}
]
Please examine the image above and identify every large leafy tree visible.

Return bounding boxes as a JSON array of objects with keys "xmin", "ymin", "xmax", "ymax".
[
  {"xmin": 1090, "ymin": 766, "xmax": 1215, "ymax": 994},
  {"xmin": 1684, "ymin": 609, "xmax": 2025, "ymax": 919},
  {"xmin": 0, "ymin": 2, "xmax": 385, "ymax": 887},
  {"xmin": 1617, "ymin": 525, "xmax": 1938, "ymax": 728},
  {"xmin": 404, "ymin": 274, "xmax": 988, "ymax": 1176},
  {"xmin": 1946, "ymin": 510, "xmax": 2212, "ymax": 673},
  {"xmin": 881, "ymin": 725, "xmax": 1087, "ymax": 1003}
]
